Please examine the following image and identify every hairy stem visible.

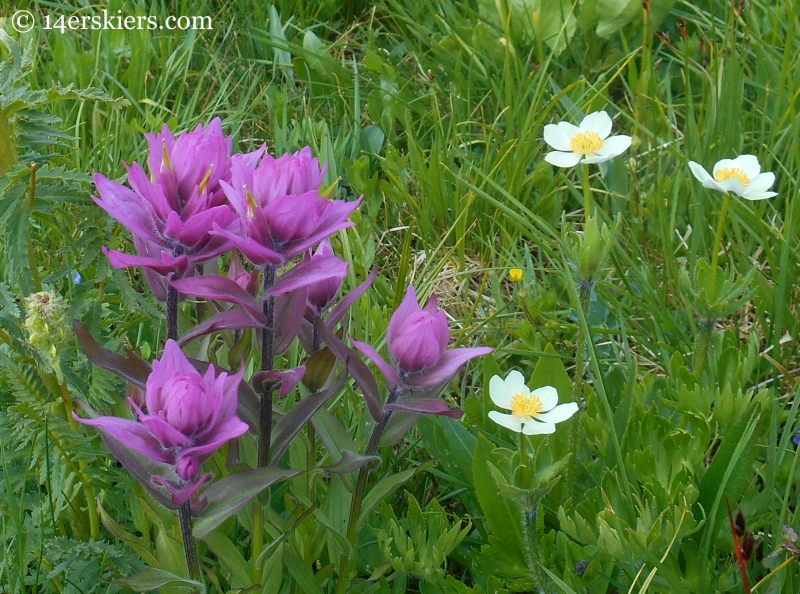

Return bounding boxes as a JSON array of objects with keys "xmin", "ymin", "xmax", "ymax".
[
  {"xmin": 335, "ymin": 388, "xmax": 400, "ymax": 594},
  {"xmin": 582, "ymin": 164, "xmax": 593, "ymax": 219},
  {"xmin": 166, "ymin": 263, "xmax": 200, "ymax": 582},
  {"xmin": 253, "ymin": 265, "xmax": 276, "ymax": 580},
  {"xmin": 27, "ymin": 162, "xmax": 42, "ymax": 292},
  {"xmin": 178, "ymin": 502, "xmax": 201, "ymax": 582},
  {"xmin": 709, "ymin": 193, "xmax": 732, "ymax": 297},
  {"xmin": 522, "ymin": 504, "xmax": 552, "ymax": 594},
  {"xmin": 258, "ymin": 264, "xmax": 276, "ymax": 467},
  {"xmin": 567, "ymin": 282, "xmax": 591, "ymax": 501}
]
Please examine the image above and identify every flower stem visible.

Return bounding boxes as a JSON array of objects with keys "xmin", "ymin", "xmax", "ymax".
[
  {"xmin": 166, "ymin": 284, "xmax": 179, "ymax": 342},
  {"xmin": 567, "ymin": 282, "xmax": 591, "ymax": 501},
  {"xmin": 178, "ymin": 502, "xmax": 201, "ymax": 582},
  {"xmin": 522, "ymin": 503, "xmax": 552, "ymax": 594},
  {"xmin": 582, "ymin": 164, "xmax": 593, "ymax": 219},
  {"xmin": 307, "ymin": 326, "xmax": 321, "ymax": 496},
  {"xmin": 709, "ymin": 193, "xmax": 732, "ymax": 297},
  {"xmin": 252, "ymin": 265, "xmax": 276, "ymax": 581},
  {"xmin": 335, "ymin": 388, "xmax": 400, "ymax": 594},
  {"xmin": 166, "ymin": 261, "xmax": 200, "ymax": 582},
  {"xmin": 258, "ymin": 264, "xmax": 277, "ymax": 467},
  {"xmin": 27, "ymin": 162, "xmax": 42, "ymax": 293},
  {"xmin": 60, "ymin": 380, "xmax": 99, "ymax": 540}
]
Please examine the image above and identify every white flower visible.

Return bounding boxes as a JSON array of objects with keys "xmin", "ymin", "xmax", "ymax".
[
  {"xmin": 488, "ymin": 370, "xmax": 578, "ymax": 435},
  {"xmin": 688, "ymin": 155, "xmax": 777, "ymax": 200},
  {"xmin": 543, "ymin": 111, "xmax": 632, "ymax": 168}
]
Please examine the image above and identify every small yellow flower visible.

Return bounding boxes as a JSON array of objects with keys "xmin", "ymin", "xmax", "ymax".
[{"xmin": 509, "ymin": 268, "xmax": 524, "ymax": 283}]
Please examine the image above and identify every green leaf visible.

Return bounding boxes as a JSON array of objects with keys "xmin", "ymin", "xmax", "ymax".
[
  {"xmin": 529, "ymin": 343, "xmax": 574, "ymax": 402},
  {"xmin": 696, "ymin": 408, "xmax": 760, "ymax": 551},
  {"xmin": 472, "ymin": 435, "xmax": 526, "ymax": 565},
  {"xmin": 97, "ymin": 502, "xmax": 159, "ymax": 568},
  {"xmin": 359, "ymin": 461, "xmax": 433, "ymax": 526},
  {"xmin": 194, "ymin": 467, "xmax": 299, "ymax": 537},
  {"xmin": 113, "ymin": 568, "xmax": 204, "ymax": 592},
  {"xmin": 201, "ymin": 530, "xmax": 251, "ymax": 588}
]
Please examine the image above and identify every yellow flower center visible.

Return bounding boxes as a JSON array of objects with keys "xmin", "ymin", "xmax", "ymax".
[
  {"xmin": 510, "ymin": 392, "xmax": 543, "ymax": 419},
  {"xmin": 714, "ymin": 167, "xmax": 750, "ymax": 187},
  {"xmin": 570, "ymin": 131, "xmax": 604, "ymax": 155}
]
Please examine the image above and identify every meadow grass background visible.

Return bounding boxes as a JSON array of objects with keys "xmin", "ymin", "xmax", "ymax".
[{"xmin": 1, "ymin": 0, "xmax": 799, "ymax": 592}]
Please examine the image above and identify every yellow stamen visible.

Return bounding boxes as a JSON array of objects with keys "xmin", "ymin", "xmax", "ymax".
[
  {"xmin": 570, "ymin": 131, "xmax": 604, "ymax": 155},
  {"xmin": 244, "ymin": 186, "xmax": 258, "ymax": 219},
  {"xmin": 198, "ymin": 165, "xmax": 214, "ymax": 194},
  {"xmin": 714, "ymin": 167, "xmax": 749, "ymax": 187},
  {"xmin": 511, "ymin": 392, "xmax": 543, "ymax": 419},
  {"xmin": 162, "ymin": 141, "xmax": 172, "ymax": 171}
]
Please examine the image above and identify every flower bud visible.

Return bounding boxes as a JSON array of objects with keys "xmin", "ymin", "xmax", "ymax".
[
  {"xmin": 159, "ymin": 372, "xmax": 215, "ymax": 435},
  {"xmin": 176, "ymin": 456, "xmax": 200, "ymax": 482},
  {"xmin": 306, "ymin": 240, "xmax": 345, "ymax": 313},
  {"xmin": 388, "ymin": 287, "xmax": 450, "ymax": 374},
  {"xmin": 564, "ymin": 214, "xmax": 619, "ymax": 291},
  {"xmin": 23, "ymin": 290, "xmax": 68, "ymax": 380}
]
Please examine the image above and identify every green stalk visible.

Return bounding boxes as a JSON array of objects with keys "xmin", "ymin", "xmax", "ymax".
[
  {"xmin": 567, "ymin": 282, "xmax": 591, "ymax": 501},
  {"xmin": 516, "ymin": 435, "xmax": 551, "ymax": 594},
  {"xmin": 582, "ymin": 164, "xmax": 593, "ymax": 218},
  {"xmin": 27, "ymin": 162, "xmax": 42, "ymax": 293},
  {"xmin": 60, "ymin": 380, "xmax": 99, "ymax": 540},
  {"xmin": 709, "ymin": 193, "xmax": 732, "ymax": 297},
  {"xmin": 335, "ymin": 388, "xmax": 401, "ymax": 594}
]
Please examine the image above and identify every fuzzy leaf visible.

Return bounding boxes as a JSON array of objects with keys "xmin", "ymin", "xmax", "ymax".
[{"xmin": 194, "ymin": 467, "xmax": 299, "ymax": 537}]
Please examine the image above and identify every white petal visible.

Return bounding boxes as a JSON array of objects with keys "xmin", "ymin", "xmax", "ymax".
[
  {"xmin": 504, "ymin": 370, "xmax": 529, "ymax": 397},
  {"xmin": 717, "ymin": 177, "xmax": 747, "ymax": 197},
  {"xmin": 730, "ymin": 154, "xmax": 761, "ymax": 179},
  {"xmin": 688, "ymin": 161, "xmax": 713, "ymax": 184},
  {"xmin": 489, "ymin": 411, "xmax": 523, "ymax": 433},
  {"xmin": 489, "ymin": 374, "xmax": 513, "ymax": 409},
  {"xmin": 745, "ymin": 172, "xmax": 775, "ymax": 193},
  {"xmin": 741, "ymin": 189, "xmax": 777, "ymax": 201},
  {"xmin": 556, "ymin": 121, "xmax": 580, "ymax": 138},
  {"xmin": 712, "ymin": 159, "xmax": 738, "ymax": 176},
  {"xmin": 580, "ymin": 111, "xmax": 613, "ymax": 139},
  {"xmin": 531, "ymin": 386, "xmax": 558, "ymax": 411},
  {"xmin": 546, "ymin": 151, "xmax": 583, "ymax": 168},
  {"xmin": 522, "ymin": 420, "xmax": 556, "ymax": 435},
  {"xmin": 543, "ymin": 124, "xmax": 572, "ymax": 151},
  {"xmin": 594, "ymin": 135, "xmax": 631, "ymax": 158},
  {"xmin": 581, "ymin": 154, "xmax": 614, "ymax": 164},
  {"xmin": 689, "ymin": 161, "xmax": 725, "ymax": 192},
  {"xmin": 536, "ymin": 402, "xmax": 579, "ymax": 424}
]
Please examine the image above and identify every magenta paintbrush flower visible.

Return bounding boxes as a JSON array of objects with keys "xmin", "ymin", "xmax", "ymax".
[
  {"xmin": 351, "ymin": 285, "xmax": 492, "ymax": 418},
  {"xmin": 73, "ymin": 340, "xmax": 249, "ymax": 504},
  {"xmin": 94, "ymin": 118, "xmax": 264, "ymax": 299},
  {"xmin": 211, "ymin": 147, "xmax": 360, "ymax": 267}
]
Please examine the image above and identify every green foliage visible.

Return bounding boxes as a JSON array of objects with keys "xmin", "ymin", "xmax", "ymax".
[{"xmin": 2, "ymin": 0, "xmax": 800, "ymax": 592}]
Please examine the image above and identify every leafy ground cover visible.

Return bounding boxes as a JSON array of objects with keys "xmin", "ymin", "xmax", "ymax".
[{"xmin": 1, "ymin": 0, "xmax": 799, "ymax": 592}]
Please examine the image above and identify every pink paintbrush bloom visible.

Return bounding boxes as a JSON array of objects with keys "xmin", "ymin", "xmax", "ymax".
[
  {"xmin": 211, "ymin": 148, "xmax": 360, "ymax": 266},
  {"xmin": 74, "ymin": 340, "xmax": 249, "ymax": 501}
]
